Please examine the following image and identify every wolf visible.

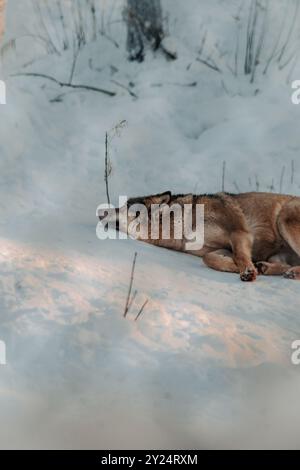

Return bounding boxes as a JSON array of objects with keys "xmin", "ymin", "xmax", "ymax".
[{"xmin": 99, "ymin": 191, "xmax": 300, "ymax": 282}]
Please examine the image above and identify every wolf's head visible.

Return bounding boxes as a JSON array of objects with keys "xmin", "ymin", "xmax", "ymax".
[
  {"xmin": 98, "ymin": 191, "xmax": 172, "ymax": 235},
  {"xmin": 97, "ymin": 191, "xmax": 202, "ymax": 250}
]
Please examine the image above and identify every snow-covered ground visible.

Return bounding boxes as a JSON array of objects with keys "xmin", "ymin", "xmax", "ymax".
[{"xmin": 1, "ymin": 0, "xmax": 300, "ymax": 449}]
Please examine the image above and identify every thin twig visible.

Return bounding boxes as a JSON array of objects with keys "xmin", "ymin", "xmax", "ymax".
[
  {"xmin": 277, "ymin": 1, "xmax": 299, "ymax": 65},
  {"xmin": 69, "ymin": 39, "xmax": 81, "ymax": 85},
  {"xmin": 234, "ymin": 25, "xmax": 240, "ymax": 77},
  {"xmin": 104, "ymin": 132, "xmax": 111, "ymax": 205},
  {"xmin": 134, "ymin": 299, "xmax": 149, "ymax": 322},
  {"xmin": 151, "ymin": 81, "xmax": 197, "ymax": 88},
  {"xmin": 198, "ymin": 29, "xmax": 207, "ymax": 56},
  {"xmin": 111, "ymin": 79, "xmax": 138, "ymax": 98},
  {"xmin": 56, "ymin": 0, "xmax": 69, "ymax": 50},
  {"xmin": 32, "ymin": 0, "xmax": 61, "ymax": 55},
  {"xmin": 255, "ymin": 174, "xmax": 260, "ymax": 192},
  {"xmin": 10, "ymin": 73, "xmax": 116, "ymax": 97},
  {"xmin": 196, "ymin": 57, "xmax": 222, "ymax": 73},
  {"xmin": 280, "ymin": 165, "xmax": 285, "ymax": 193},
  {"xmin": 49, "ymin": 89, "xmax": 81, "ymax": 102},
  {"xmin": 100, "ymin": 30, "xmax": 120, "ymax": 49},
  {"xmin": 124, "ymin": 252, "xmax": 138, "ymax": 318},
  {"xmin": 233, "ymin": 181, "xmax": 240, "ymax": 193},
  {"xmin": 165, "ymin": 81, "xmax": 197, "ymax": 87},
  {"xmin": 291, "ymin": 159, "xmax": 295, "ymax": 185},
  {"xmin": 250, "ymin": 0, "xmax": 269, "ymax": 84},
  {"xmin": 286, "ymin": 53, "xmax": 299, "ymax": 84},
  {"xmin": 269, "ymin": 178, "xmax": 275, "ymax": 192},
  {"xmin": 263, "ymin": 1, "xmax": 288, "ymax": 74},
  {"xmin": 222, "ymin": 161, "xmax": 226, "ymax": 192}
]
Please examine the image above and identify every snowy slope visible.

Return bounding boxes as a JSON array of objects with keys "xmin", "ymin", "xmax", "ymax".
[{"xmin": 1, "ymin": 0, "xmax": 300, "ymax": 449}]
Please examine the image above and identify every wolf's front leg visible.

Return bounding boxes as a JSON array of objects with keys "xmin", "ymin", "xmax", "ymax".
[{"xmin": 230, "ymin": 231, "xmax": 257, "ymax": 282}]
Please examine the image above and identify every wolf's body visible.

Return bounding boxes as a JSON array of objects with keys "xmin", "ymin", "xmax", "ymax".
[{"xmin": 101, "ymin": 191, "xmax": 300, "ymax": 282}]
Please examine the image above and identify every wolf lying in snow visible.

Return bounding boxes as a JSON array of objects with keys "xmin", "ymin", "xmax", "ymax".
[{"xmin": 99, "ymin": 191, "xmax": 300, "ymax": 282}]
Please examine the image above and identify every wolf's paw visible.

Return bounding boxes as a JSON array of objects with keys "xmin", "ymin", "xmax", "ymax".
[
  {"xmin": 240, "ymin": 267, "xmax": 257, "ymax": 282},
  {"xmin": 283, "ymin": 267, "xmax": 300, "ymax": 280},
  {"xmin": 255, "ymin": 261, "xmax": 270, "ymax": 275}
]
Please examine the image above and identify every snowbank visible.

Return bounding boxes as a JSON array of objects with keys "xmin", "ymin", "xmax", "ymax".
[{"xmin": 0, "ymin": 0, "xmax": 300, "ymax": 449}]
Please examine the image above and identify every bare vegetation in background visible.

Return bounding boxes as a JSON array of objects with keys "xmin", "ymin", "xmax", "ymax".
[
  {"xmin": 123, "ymin": 252, "xmax": 149, "ymax": 321},
  {"xmin": 104, "ymin": 120, "xmax": 127, "ymax": 205},
  {"xmin": 124, "ymin": 252, "xmax": 138, "ymax": 317},
  {"xmin": 220, "ymin": 159, "xmax": 297, "ymax": 195},
  {"xmin": 1, "ymin": 0, "xmax": 120, "ymax": 66},
  {"xmin": 10, "ymin": 1, "xmax": 124, "ymax": 98},
  {"xmin": 134, "ymin": 299, "xmax": 149, "ymax": 321},
  {"xmin": 31, "ymin": 0, "xmax": 116, "ymax": 56},
  {"xmin": 104, "ymin": 132, "xmax": 112, "ymax": 205},
  {"xmin": 197, "ymin": 0, "xmax": 300, "ymax": 84}
]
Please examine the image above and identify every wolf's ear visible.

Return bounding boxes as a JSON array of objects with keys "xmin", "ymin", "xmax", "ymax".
[
  {"xmin": 145, "ymin": 191, "xmax": 171, "ymax": 207},
  {"xmin": 173, "ymin": 194, "xmax": 193, "ymax": 205}
]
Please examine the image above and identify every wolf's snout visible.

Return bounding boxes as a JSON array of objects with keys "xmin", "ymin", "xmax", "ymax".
[{"xmin": 97, "ymin": 208, "xmax": 120, "ymax": 225}]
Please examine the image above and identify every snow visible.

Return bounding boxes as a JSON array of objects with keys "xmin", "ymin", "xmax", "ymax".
[{"xmin": 0, "ymin": 0, "xmax": 300, "ymax": 449}]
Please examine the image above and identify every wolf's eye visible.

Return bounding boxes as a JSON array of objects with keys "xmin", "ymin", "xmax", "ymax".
[{"xmin": 99, "ymin": 210, "xmax": 108, "ymax": 221}]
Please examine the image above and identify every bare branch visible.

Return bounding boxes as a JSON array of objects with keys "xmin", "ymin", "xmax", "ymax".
[
  {"xmin": 104, "ymin": 132, "xmax": 111, "ymax": 205},
  {"xmin": 134, "ymin": 299, "xmax": 149, "ymax": 322},
  {"xmin": 196, "ymin": 57, "xmax": 222, "ymax": 73},
  {"xmin": 11, "ymin": 72, "xmax": 117, "ymax": 97}
]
